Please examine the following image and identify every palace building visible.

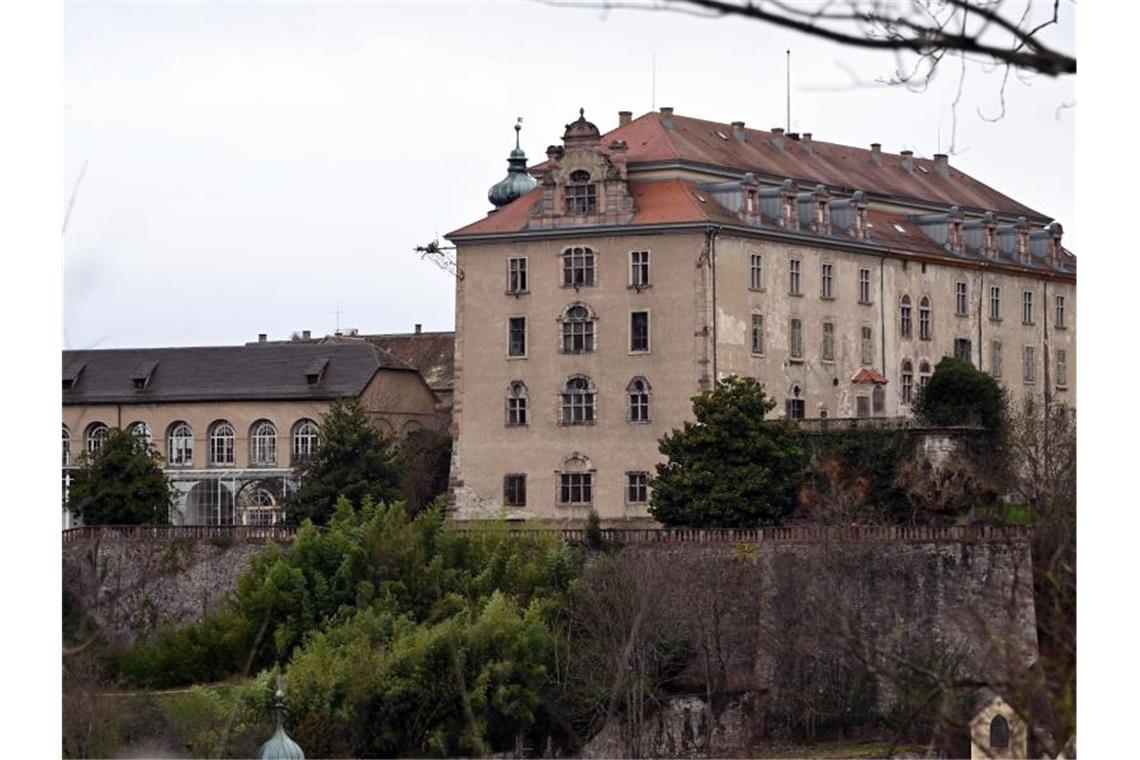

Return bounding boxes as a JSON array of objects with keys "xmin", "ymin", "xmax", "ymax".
[
  {"xmin": 62, "ymin": 339, "xmax": 442, "ymax": 528},
  {"xmin": 445, "ymin": 109, "xmax": 1075, "ymax": 522}
]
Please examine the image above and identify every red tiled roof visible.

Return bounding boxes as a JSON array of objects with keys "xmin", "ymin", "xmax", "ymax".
[
  {"xmin": 363, "ymin": 331, "xmax": 455, "ymax": 392},
  {"xmin": 851, "ymin": 368, "xmax": 889, "ymax": 384}
]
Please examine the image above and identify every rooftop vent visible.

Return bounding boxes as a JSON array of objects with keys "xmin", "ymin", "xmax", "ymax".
[
  {"xmin": 415, "ymin": 323, "xmax": 422, "ymax": 334},
  {"xmin": 258, "ymin": 333, "xmax": 267, "ymax": 343},
  {"xmin": 660, "ymin": 107, "xmax": 674, "ymax": 129},
  {"xmin": 870, "ymin": 143, "xmax": 882, "ymax": 166},
  {"xmin": 302, "ymin": 329, "xmax": 312, "ymax": 341},
  {"xmin": 900, "ymin": 150, "xmax": 914, "ymax": 173},
  {"xmin": 933, "ymin": 153, "xmax": 950, "ymax": 178},
  {"xmin": 715, "ymin": 130, "xmax": 728, "ymax": 141},
  {"xmin": 731, "ymin": 121, "xmax": 746, "ymax": 141},
  {"xmin": 771, "ymin": 127, "xmax": 786, "ymax": 150}
]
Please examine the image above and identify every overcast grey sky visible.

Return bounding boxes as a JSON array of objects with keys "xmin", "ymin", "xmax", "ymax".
[{"xmin": 63, "ymin": 0, "xmax": 1075, "ymax": 350}]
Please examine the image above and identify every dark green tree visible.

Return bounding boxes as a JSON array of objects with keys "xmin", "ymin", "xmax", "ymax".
[
  {"xmin": 914, "ymin": 357, "xmax": 1009, "ymax": 444},
  {"xmin": 286, "ymin": 399, "xmax": 401, "ymax": 524},
  {"xmin": 395, "ymin": 427, "xmax": 453, "ymax": 516},
  {"xmin": 649, "ymin": 376, "xmax": 805, "ymax": 528},
  {"xmin": 67, "ymin": 427, "xmax": 176, "ymax": 525}
]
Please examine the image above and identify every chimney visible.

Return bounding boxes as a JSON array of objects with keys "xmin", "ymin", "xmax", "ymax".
[
  {"xmin": 258, "ymin": 333, "xmax": 267, "ymax": 343},
  {"xmin": 618, "ymin": 110, "xmax": 632, "ymax": 127},
  {"xmin": 771, "ymin": 127, "xmax": 786, "ymax": 150},
  {"xmin": 933, "ymin": 153, "xmax": 949, "ymax": 178},
  {"xmin": 415, "ymin": 323, "xmax": 422, "ymax": 334},
  {"xmin": 731, "ymin": 120, "xmax": 746, "ymax": 141},
  {"xmin": 802, "ymin": 133, "xmax": 813, "ymax": 155},
  {"xmin": 900, "ymin": 150, "xmax": 914, "ymax": 173},
  {"xmin": 302, "ymin": 329, "xmax": 311, "ymax": 340},
  {"xmin": 659, "ymin": 106, "xmax": 674, "ymax": 128},
  {"xmin": 870, "ymin": 143, "xmax": 882, "ymax": 166}
]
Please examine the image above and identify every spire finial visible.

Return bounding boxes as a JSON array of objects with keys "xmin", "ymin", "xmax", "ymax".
[
  {"xmin": 579, "ymin": 107, "xmax": 585, "ymax": 118},
  {"xmin": 275, "ymin": 673, "xmax": 285, "ymax": 730},
  {"xmin": 515, "ymin": 117, "xmax": 522, "ymax": 149}
]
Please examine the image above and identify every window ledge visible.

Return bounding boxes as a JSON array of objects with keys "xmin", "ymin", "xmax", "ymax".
[
  {"xmin": 628, "ymin": 284, "xmax": 653, "ymax": 292},
  {"xmin": 858, "ymin": 300, "xmax": 874, "ymax": 306},
  {"xmin": 628, "ymin": 419, "xmax": 652, "ymax": 425},
  {"xmin": 629, "ymin": 349, "xmax": 651, "ymax": 355},
  {"xmin": 748, "ymin": 287, "xmax": 766, "ymax": 293},
  {"xmin": 955, "ymin": 312, "xmax": 969, "ymax": 318},
  {"xmin": 558, "ymin": 421, "xmax": 597, "ymax": 427},
  {"xmin": 750, "ymin": 352, "xmax": 766, "ymax": 358},
  {"xmin": 788, "ymin": 357, "xmax": 805, "ymax": 364},
  {"xmin": 789, "ymin": 292, "xmax": 804, "ymax": 298},
  {"xmin": 821, "ymin": 359, "xmax": 835, "ymax": 365},
  {"xmin": 507, "ymin": 355, "xmax": 528, "ymax": 360},
  {"xmin": 1055, "ymin": 384, "xmax": 1068, "ymax": 390},
  {"xmin": 990, "ymin": 317, "xmax": 1003, "ymax": 324},
  {"xmin": 1054, "ymin": 325, "xmax": 1067, "ymax": 330},
  {"xmin": 505, "ymin": 290, "xmax": 530, "ymax": 297},
  {"xmin": 820, "ymin": 295, "xmax": 835, "ymax": 301}
]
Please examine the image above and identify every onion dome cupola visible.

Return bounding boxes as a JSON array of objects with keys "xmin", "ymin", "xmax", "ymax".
[
  {"xmin": 258, "ymin": 677, "xmax": 305, "ymax": 760},
  {"xmin": 488, "ymin": 118, "xmax": 538, "ymax": 208}
]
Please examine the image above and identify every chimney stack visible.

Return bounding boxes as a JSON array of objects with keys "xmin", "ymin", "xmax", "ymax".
[
  {"xmin": 870, "ymin": 143, "xmax": 882, "ymax": 165},
  {"xmin": 731, "ymin": 121, "xmax": 746, "ymax": 141},
  {"xmin": 900, "ymin": 150, "xmax": 914, "ymax": 173},
  {"xmin": 618, "ymin": 110, "xmax": 632, "ymax": 127},
  {"xmin": 771, "ymin": 127, "xmax": 786, "ymax": 150},
  {"xmin": 933, "ymin": 153, "xmax": 949, "ymax": 178},
  {"xmin": 258, "ymin": 333, "xmax": 267, "ymax": 343},
  {"xmin": 415, "ymin": 323, "xmax": 422, "ymax": 334},
  {"xmin": 802, "ymin": 133, "xmax": 813, "ymax": 155},
  {"xmin": 302, "ymin": 329, "xmax": 311, "ymax": 340},
  {"xmin": 659, "ymin": 106, "xmax": 674, "ymax": 128}
]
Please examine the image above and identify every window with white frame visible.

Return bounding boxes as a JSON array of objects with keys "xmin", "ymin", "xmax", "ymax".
[
  {"xmin": 1055, "ymin": 295, "xmax": 1066, "ymax": 328},
  {"xmin": 821, "ymin": 263, "xmax": 833, "ymax": 299},
  {"xmin": 858, "ymin": 268, "xmax": 871, "ymax": 304},
  {"xmin": 789, "ymin": 318, "xmax": 803, "ymax": 359},
  {"xmin": 991, "ymin": 341, "xmax": 1003, "ymax": 378},
  {"xmin": 250, "ymin": 420, "xmax": 277, "ymax": 466},
  {"xmin": 900, "ymin": 295, "xmax": 912, "ymax": 338},
  {"xmin": 628, "ymin": 377, "xmax": 651, "ymax": 422},
  {"xmin": 630, "ymin": 311, "xmax": 650, "ymax": 352},
  {"xmin": 751, "ymin": 313, "xmax": 765, "ymax": 355},
  {"xmin": 990, "ymin": 285, "xmax": 1002, "ymax": 321},
  {"xmin": 558, "ymin": 454, "xmax": 593, "ymax": 505},
  {"xmin": 822, "ymin": 321, "xmax": 835, "ymax": 361},
  {"xmin": 168, "ymin": 422, "xmax": 193, "ymax": 466},
  {"xmin": 1055, "ymin": 349, "xmax": 1067, "ymax": 387},
  {"xmin": 561, "ymin": 376, "xmax": 596, "ymax": 425},
  {"xmin": 209, "ymin": 421, "xmax": 236, "ymax": 466},
  {"xmin": 861, "ymin": 326, "xmax": 874, "ymax": 365},
  {"xmin": 919, "ymin": 360, "xmax": 932, "ymax": 389},
  {"xmin": 62, "ymin": 425, "xmax": 71, "ymax": 466},
  {"xmin": 901, "ymin": 360, "xmax": 914, "ymax": 404},
  {"xmin": 1023, "ymin": 345, "xmax": 1036, "ymax": 383},
  {"xmin": 564, "ymin": 170, "xmax": 597, "ymax": 215},
  {"xmin": 955, "ymin": 281, "xmax": 968, "ymax": 315},
  {"xmin": 292, "ymin": 419, "xmax": 319, "ymax": 462},
  {"xmin": 506, "ymin": 381, "xmax": 528, "ymax": 426},
  {"xmin": 507, "ymin": 257, "xmax": 528, "ymax": 293},
  {"xmin": 128, "ymin": 421, "xmax": 152, "ymax": 445},
  {"xmin": 789, "ymin": 259, "xmax": 802, "ymax": 295},
  {"xmin": 919, "ymin": 297, "xmax": 932, "ymax": 340},
  {"xmin": 630, "ymin": 250, "xmax": 650, "ymax": 288},
  {"xmin": 785, "ymin": 385, "xmax": 805, "ymax": 420},
  {"xmin": 504, "ymin": 474, "xmax": 527, "ymax": 506},
  {"xmin": 508, "ymin": 316, "xmax": 527, "ymax": 357},
  {"xmin": 562, "ymin": 246, "xmax": 596, "ymax": 287},
  {"xmin": 1022, "ymin": 290, "xmax": 1035, "ymax": 325},
  {"xmin": 85, "ymin": 423, "xmax": 108, "ymax": 457},
  {"xmin": 750, "ymin": 252, "xmax": 764, "ymax": 290},
  {"xmin": 560, "ymin": 303, "xmax": 596, "ymax": 353},
  {"xmin": 626, "ymin": 471, "xmax": 649, "ymax": 504}
]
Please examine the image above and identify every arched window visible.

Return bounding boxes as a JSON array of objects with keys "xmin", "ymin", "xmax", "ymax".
[
  {"xmin": 989, "ymin": 715, "xmax": 1010, "ymax": 749},
  {"xmin": 250, "ymin": 420, "xmax": 278, "ymax": 467},
  {"xmin": 900, "ymin": 295, "xmax": 912, "ymax": 338},
  {"xmin": 292, "ymin": 419, "xmax": 319, "ymax": 462},
  {"xmin": 919, "ymin": 360, "xmax": 933, "ymax": 389},
  {"xmin": 209, "ymin": 421, "xmax": 236, "ymax": 466},
  {"xmin": 560, "ymin": 303, "xmax": 596, "ymax": 353},
  {"xmin": 128, "ymin": 421, "xmax": 152, "ymax": 446},
  {"xmin": 85, "ymin": 423, "xmax": 108, "ymax": 457},
  {"xmin": 564, "ymin": 170, "xmax": 596, "ymax": 215},
  {"xmin": 506, "ymin": 381, "xmax": 528, "ymax": 426},
  {"xmin": 900, "ymin": 360, "xmax": 914, "ymax": 404},
  {"xmin": 628, "ymin": 377, "xmax": 651, "ymax": 422},
  {"xmin": 561, "ymin": 376, "xmax": 596, "ymax": 425},
  {"xmin": 237, "ymin": 481, "xmax": 281, "ymax": 526},
  {"xmin": 168, "ymin": 422, "xmax": 193, "ymax": 466},
  {"xmin": 62, "ymin": 425, "xmax": 71, "ymax": 466},
  {"xmin": 558, "ymin": 453, "xmax": 594, "ymax": 505},
  {"xmin": 562, "ymin": 246, "xmax": 596, "ymax": 287},
  {"xmin": 919, "ymin": 296, "xmax": 932, "ymax": 340}
]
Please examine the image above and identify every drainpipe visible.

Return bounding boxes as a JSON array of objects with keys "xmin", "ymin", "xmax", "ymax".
[
  {"xmin": 708, "ymin": 226, "xmax": 722, "ymax": 382},
  {"xmin": 879, "ymin": 256, "xmax": 886, "ymax": 410},
  {"xmin": 977, "ymin": 269, "xmax": 984, "ymax": 371}
]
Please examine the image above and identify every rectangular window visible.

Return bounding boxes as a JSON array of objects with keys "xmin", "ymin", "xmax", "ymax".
[
  {"xmin": 955, "ymin": 281, "xmax": 968, "ymax": 315},
  {"xmin": 504, "ymin": 474, "xmax": 526, "ymax": 507},
  {"xmin": 559, "ymin": 473, "xmax": 592, "ymax": 505},
  {"xmin": 508, "ymin": 257, "xmax": 527, "ymax": 293},
  {"xmin": 860, "ymin": 326, "xmax": 873, "ymax": 366},
  {"xmin": 562, "ymin": 247, "xmax": 596, "ymax": 287},
  {"xmin": 508, "ymin": 317, "xmax": 526, "ymax": 357},
  {"xmin": 630, "ymin": 250, "xmax": 650, "ymax": 288},
  {"xmin": 858, "ymin": 268, "xmax": 871, "ymax": 304},
  {"xmin": 785, "ymin": 398, "xmax": 805, "ymax": 420},
  {"xmin": 630, "ymin": 311, "xmax": 650, "ymax": 352},
  {"xmin": 626, "ymin": 472, "xmax": 649, "ymax": 504},
  {"xmin": 750, "ymin": 253, "xmax": 764, "ymax": 290},
  {"xmin": 1024, "ymin": 345, "xmax": 1036, "ymax": 383},
  {"xmin": 822, "ymin": 322, "xmax": 835, "ymax": 362},
  {"xmin": 751, "ymin": 313, "xmax": 764, "ymax": 355},
  {"xmin": 789, "ymin": 259, "xmax": 801, "ymax": 295},
  {"xmin": 789, "ymin": 318, "xmax": 803, "ymax": 360},
  {"xmin": 1055, "ymin": 295, "xmax": 1066, "ymax": 328},
  {"xmin": 1056, "ymin": 349, "xmax": 1067, "ymax": 387},
  {"xmin": 856, "ymin": 396, "xmax": 870, "ymax": 418},
  {"xmin": 954, "ymin": 338, "xmax": 972, "ymax": 365},
  {"xmin": 990, "ymin": 285, "xmax": 1001, "ymax": 321},
  {"xmin": 992, "ymin": 340, "xmax": 1003, "ymax": 378},
  {"xmin": 821, "ymin": 263, "xmax": 833, "ymax": 299},
  {"xmin": 1023, "ymin": 290, "xmax": 1035, "ymax": 325}
]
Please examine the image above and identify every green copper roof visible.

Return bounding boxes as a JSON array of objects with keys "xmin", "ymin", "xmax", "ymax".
[
  {"xmin": 258, "ymin": 682, "xmax": 305, "ymax": 760},
  {"xmin": 488, "ymin": 119, "xmax": 538, "ymax": 208}
]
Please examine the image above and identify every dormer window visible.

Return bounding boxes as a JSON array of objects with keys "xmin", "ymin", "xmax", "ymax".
[
  {"xmin": 564, "ymin": 170, "xmax": 596, "ymax": 215},
  {"xmin": 305, "ymin": 358, "xmax": 329, "ymax": 386}
]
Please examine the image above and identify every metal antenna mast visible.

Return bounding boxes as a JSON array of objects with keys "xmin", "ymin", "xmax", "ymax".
[
  {"xmin": 652, "ymin": 51, "xmax": 656, "ymax": 110},
  {"xmin": 786, "ymin": 50, "xmax": 791, "ymax": 133}
]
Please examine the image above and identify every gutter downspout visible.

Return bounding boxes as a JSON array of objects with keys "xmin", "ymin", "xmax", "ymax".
[
  {"xmin": 879, "ymin": 256, "xmax": 886, "ymax": 408},
  {"xmin": 709, "ymin": 226, "xmax": 722, "ymax": 382},
  {"xmin": 977, "ymin": 269, "xmax": 984, "ymax": 370}
]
